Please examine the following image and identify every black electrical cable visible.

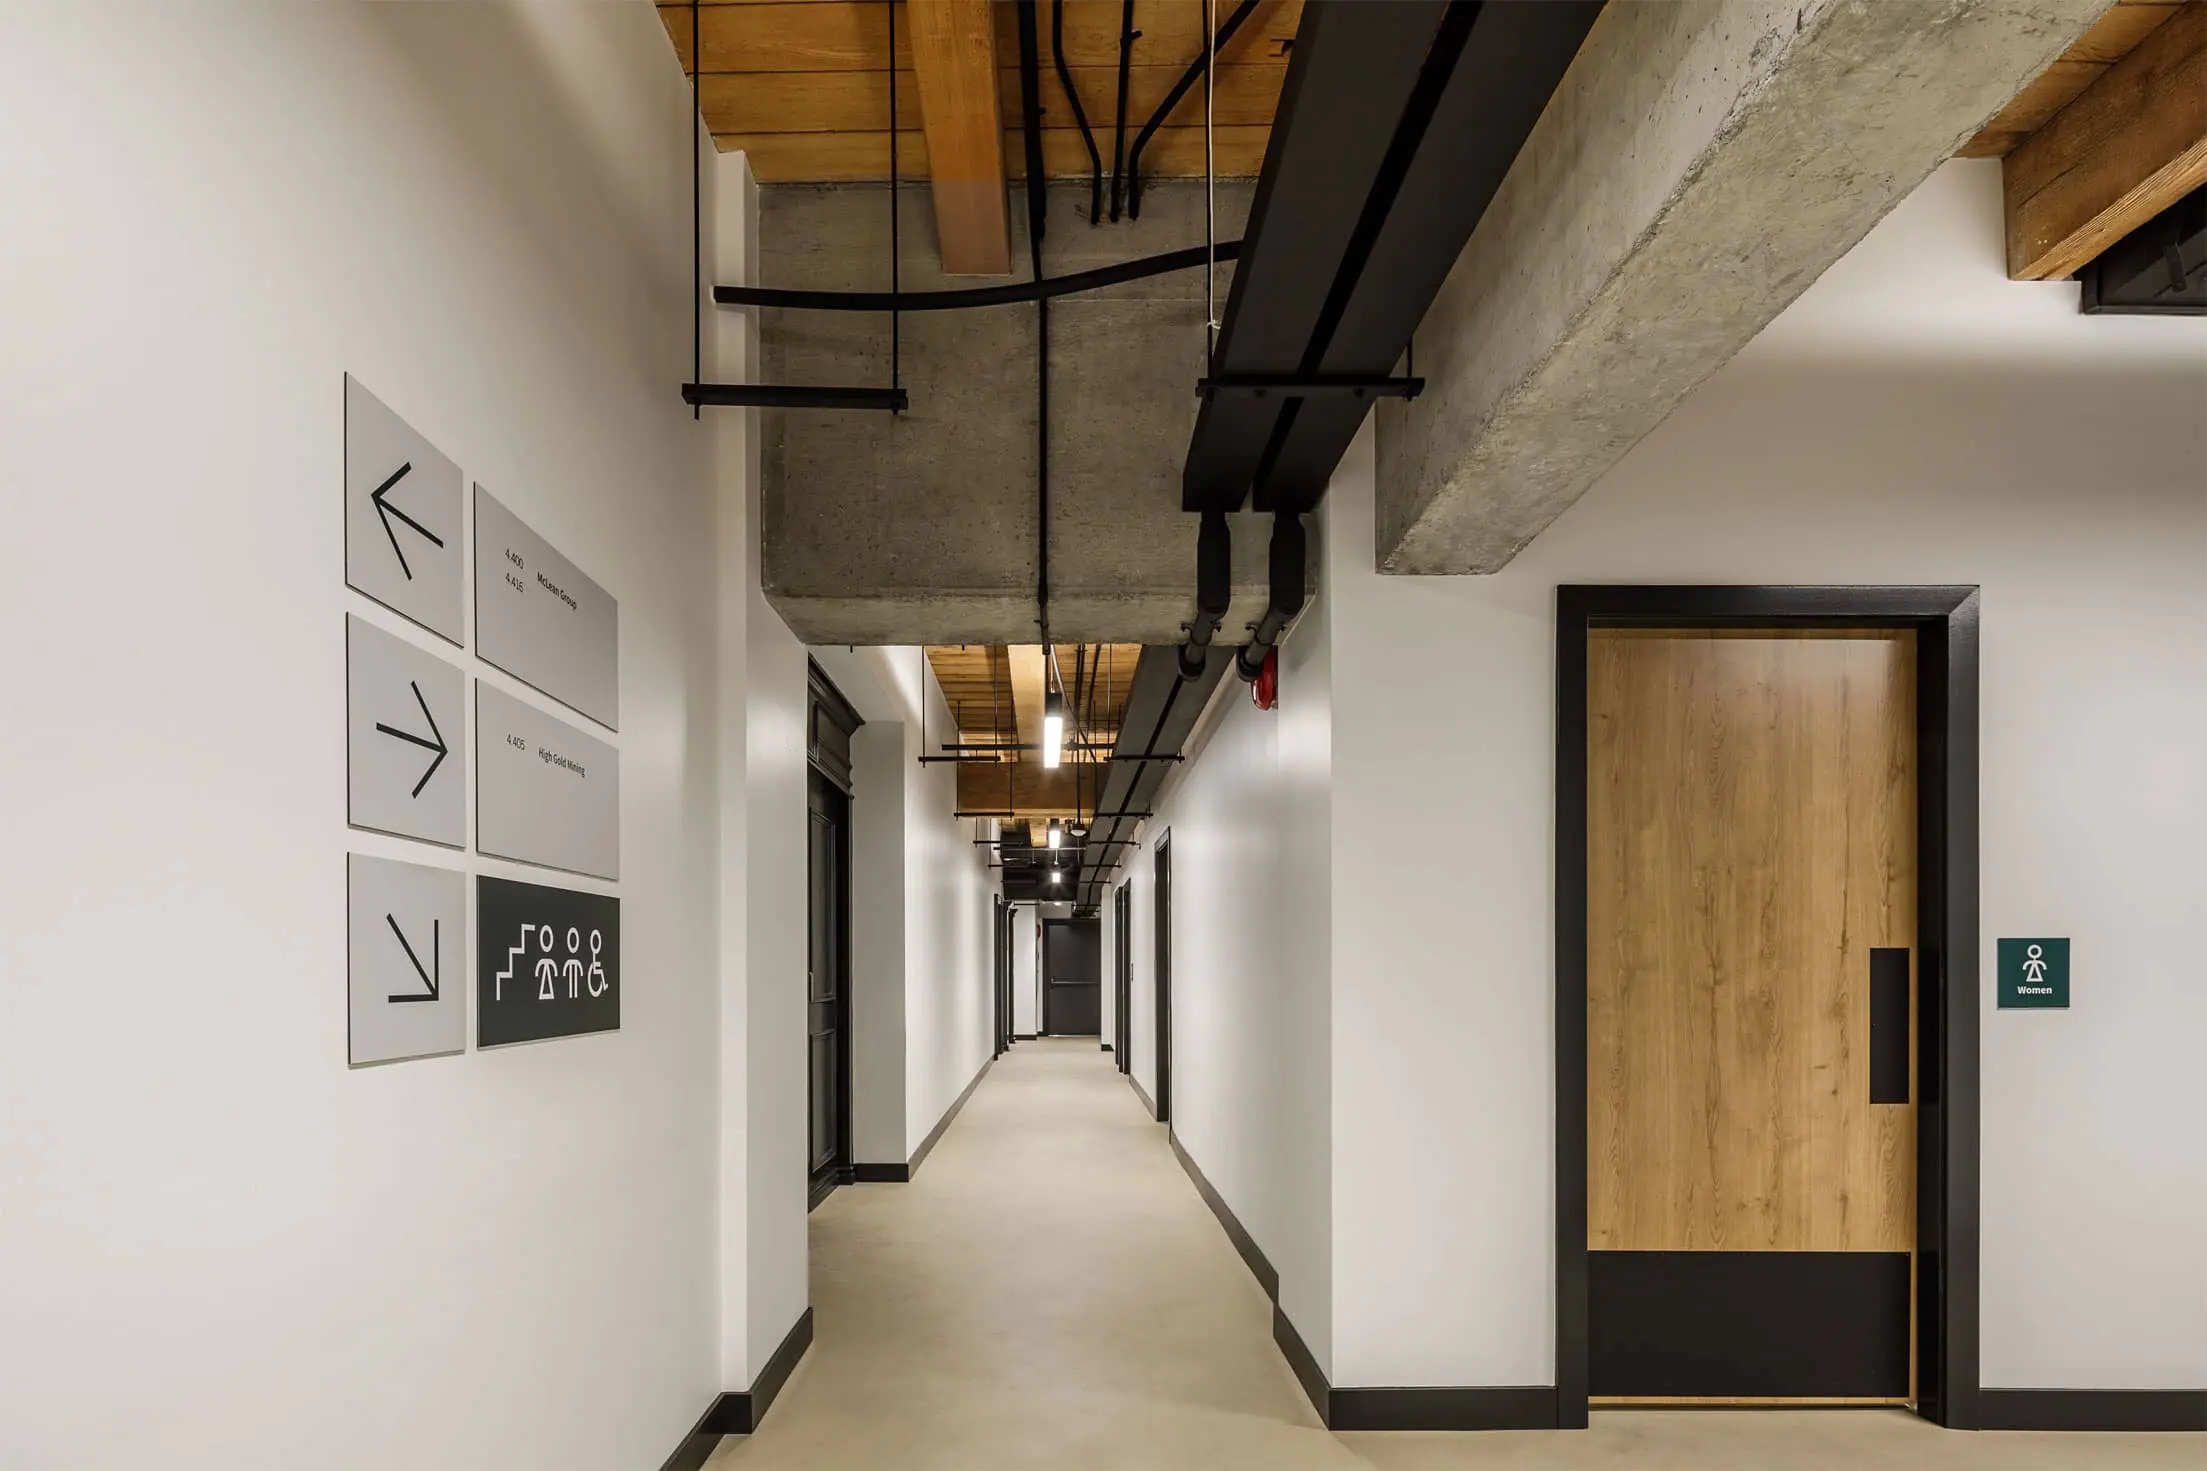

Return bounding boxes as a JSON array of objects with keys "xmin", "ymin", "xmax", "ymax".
[
  {"xmin": 1107, "ymin": 0, "xmax": 1139, "ymax": 221},
  {"xmin": 1015, "ymin": 1, "xmax": 1051, "ymax": 649},
  {"xmin": 690, "ymin": 1, "xmax": 701, "ymax": 421},
  {"xmin": 887, "ymin": 0, "xmax": 901, "ymax": 409},
  {"xmin": 713, "ymin": 240, "xmax": 1241, "ymax": 312},
  {"xmin": 1051, "ymin": 0, "xmax": 1104, "ymax": 224},
  {"xmin": 1126, "ymin": 0, "xmax": 1260, "ymax": 221}
]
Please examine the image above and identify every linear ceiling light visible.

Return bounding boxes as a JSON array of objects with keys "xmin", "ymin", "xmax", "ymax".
[{"xmin": 1042, "ymin": 689, "xmax": 1066, "ymax": 769}]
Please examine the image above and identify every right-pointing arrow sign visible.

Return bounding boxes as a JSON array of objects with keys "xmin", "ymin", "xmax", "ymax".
[
  {"xmin": 385, "ymin": 913, "xmax": 440, "ymax": 1003},
  {"xmin": 374, "ymin": 679, "xmax": 449, "ymax": 798},
  {"xmin": 347, "ymin": 615, "xmax": 467, "ymax": 849}
]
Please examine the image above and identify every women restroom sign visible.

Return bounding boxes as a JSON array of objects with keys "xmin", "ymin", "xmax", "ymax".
[{"xmin": 1998, "ymin": 937, "xmax": 2070, "ymax": 1008}]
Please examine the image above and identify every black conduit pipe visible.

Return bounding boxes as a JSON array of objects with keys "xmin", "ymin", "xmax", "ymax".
[
  {"xmin": 1015, "ymin": 2, "xmax": 1052, "ymax": 647},
  {"xmin": 714, "ymin": 240, "xmax": 1242, "ymax": 312},
  {"xmin": 1127, "ymin": 0, "xmax": 1262, "ymax": 221},
  {"xmin": 1235, "ymin": 512, "xmax": 1305, "ymax": 682},
  {"xmin": 1052, "ymin": 0, "xmax": 1104, "ymax": 224},
  {"xmin": 1107, "ymin": 0, "xmax": 1139, "ymax": 221},
  {"xmin": 1177, "ymin": 510, "xmax": 1231, "ymax": 682}
]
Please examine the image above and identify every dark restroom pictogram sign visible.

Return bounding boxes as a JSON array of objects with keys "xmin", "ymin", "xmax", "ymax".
[{"xmin": 477, "ymin": 876, "xmax": 620, "ymax": 1047}]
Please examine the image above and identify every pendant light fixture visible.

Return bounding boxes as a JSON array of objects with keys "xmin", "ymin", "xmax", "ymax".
[
  {"xmin": 1046, "ymin": 817, "xmax": 1062, "ymax": 850},
  {"xmin": 1042, "ymin": 687, "xmax": 1066, "ymax": 768}
]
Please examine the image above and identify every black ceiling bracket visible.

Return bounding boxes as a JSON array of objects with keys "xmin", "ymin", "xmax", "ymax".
[{"xmin": 1198, "ymin": 374, "xmax": 1424, "ymax": 401}]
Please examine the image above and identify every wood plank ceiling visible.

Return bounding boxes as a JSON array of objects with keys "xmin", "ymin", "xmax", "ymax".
[
  {"xmin": 659, "ymin": 0, "xmax": 1296, "ymax": 183},
  {"xmin": 1960, "ymin": 0, "xmax": 2183, "ymax": 156},
  {"xmin": 1961, "ymin": 0, "xmax": 2205, "ymax": 281},
  {"xmin": 926, "ymin": 643, "xmax": 1140, "ymax": 820}
]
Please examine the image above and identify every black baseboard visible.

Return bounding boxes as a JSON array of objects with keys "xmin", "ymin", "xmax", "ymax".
[
  {"xmin": 1128, "ymin": 1071, "xmax": 1156, "ymax": 1118},
  {"xmin": 1167, "ymin": 1129, "xmax": 1279, "ymax": 1301},
  {"xmin": 1100, "ymin": 1042, "xmax": 1113, "ymax": 1051},
  {"xmin": 1979, "ymin": 1389, "xmax": 2207, "ymax": 1431},
  {"xmin": 1274, "ymin": 1305, "xmax": 1332, "ymax": 1422},
  {"xmin": 658, "ymin": 1400, "xmax": 725, "ymax": 1471},
  {"xmin": 907, "ymin": 1056, "xmax": 990, "ymax": 1176},
  {"xmin": 658, "ymin": 1308, "xmax": 815, "ymax": 1470},
  {"xmin": 1333, "ymin": 1384, "xmax": 1560, "ymax": 1432},
  {"xmin": 1272, "ymin": 1306, "xmax": 1557, "ymax": 1431},
  {"xmin": 1011, "ymin": 1032, "xmax": 1037, "ymax": 1041},
  {"xmin": 847, "ymin": 1057, "xmax": 992, "ymax": 1186}
]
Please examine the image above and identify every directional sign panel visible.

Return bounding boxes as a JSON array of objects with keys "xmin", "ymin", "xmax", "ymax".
[
  {"xmin": 345, "ymin": 375, "xmax": 465, "ymax": 645},
  {"xmin": 347, "ymin": 615, "xmax": 466, "ymax": 848},
  {"xmin": 477, "ymin": 876, "xmax": 619, "ymax": 1047},
  {"xmin": 474, "ymin": 486, "xmax": 619, "ymax": 729},
  {"xmin": 476, "ymin": 682, "xmax": 620, "ymax": 880},
  {"xmin": 348, "ymin": 854, "xmax": 467, "ymax": 1065}
]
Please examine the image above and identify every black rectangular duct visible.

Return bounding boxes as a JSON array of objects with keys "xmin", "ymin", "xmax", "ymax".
[{"xmin": 1182, "ymin": 0, "xmax": 1604, "ymax": 514}]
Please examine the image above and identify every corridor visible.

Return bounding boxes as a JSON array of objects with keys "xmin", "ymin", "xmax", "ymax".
[{"xmin": 709, "ymin": 1042, "xmax": 2196, "ymax": 1471}]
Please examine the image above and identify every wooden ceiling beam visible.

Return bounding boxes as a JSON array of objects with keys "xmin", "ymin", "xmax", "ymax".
[
  {"xmin": 907, "ymin": 0, "xmax": 1011, "ymax": 275},
  {"xmin": 2005, "ymin": 0, "xmax": 2207, "ymax": 279},
  {"xmin": 1006, "ymin": 645, "xmax": 1047, "ymax": 756}
]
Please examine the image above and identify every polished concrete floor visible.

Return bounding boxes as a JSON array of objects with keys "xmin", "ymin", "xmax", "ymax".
[{"xmin": 708, "ymin": 1038, "xmax": 2197, "ymax": 1471}]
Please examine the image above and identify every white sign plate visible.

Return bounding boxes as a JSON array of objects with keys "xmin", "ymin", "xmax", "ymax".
[
  {"xmin": 345, "ymin": 376, "xmax": 464, "ymax": 645},
  {"xmin": 474, "ymin": 486, "xmax": 619, "ymax": 729},
  {"xmin": 347, "ymin": 615, "xmax": 466, "ymax": 849},
  {"xmin": 476, "ymin": 682, "xmax": 620, "ymax": 881},
  {"xmin": 348, "ymin": 854, "xmax": 467, "ymax": 1066}
]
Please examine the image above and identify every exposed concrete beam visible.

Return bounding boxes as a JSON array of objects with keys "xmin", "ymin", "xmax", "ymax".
[
  {"xmin": 1373, "ymin": 0, "xmax": 2111, "ymax": 576},
  {"xmin": 2006, "ymin": 0, "xmax": 2207, "ymax": 280},
  {"xmin": 760, "ymin": 182, "xmax": 1277, "ymax": 645},
  {"xmin": 907, "ymin": 0, "xmax": 1010, "ymax": 275}
]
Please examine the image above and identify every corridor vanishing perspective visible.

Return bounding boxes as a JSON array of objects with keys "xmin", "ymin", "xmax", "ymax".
[
  {"xmin": 6, "ymin": 4, "xmax": 2202, "ymax": 1468},
  {"xmin": 708, "ymin": 1043, "xmax": 2198, "ymax": 1471}
]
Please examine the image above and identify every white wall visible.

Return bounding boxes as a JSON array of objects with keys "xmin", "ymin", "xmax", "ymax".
[
  {"xmin": 809, "ymin": 648, "xmax": 995, "ymax": 1162},
  {"xmin": 712, "ymin": 152, "xmax": 812, "ymax": 1389},
  {"xmin": 1333, "ymin": 160, "xmax": 2206, "ymax": 1390},
  {"xmin": 847, "ymin": 721, "xmax": 911, "ymax": 1165},
  {"xmin": 1120, "ymin": 612, "xmax": 1338, "ymax": 1372},
  {"xmin": 1011, "ymin": 907, "xmax": 1042, "ymax": 1036},
  {"xmin": 0, "ymin": 6, "xmax": 751, "ymax": 1467}
]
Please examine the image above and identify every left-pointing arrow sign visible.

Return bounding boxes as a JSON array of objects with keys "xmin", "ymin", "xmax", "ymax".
[
  {"xmin": 370, "ymin": 462, "xmax": 446, "ymax": 582},
  {"xmin": 385, "ymin": 913, "xmax": 440, "ymax": 1003},
  {"xmin": 345, "ymin": 375, "xmax": 464, "ymax": 644},
  {"xmin": 374, "ymin": 679, "xmax": 449, "ymax": 798}
]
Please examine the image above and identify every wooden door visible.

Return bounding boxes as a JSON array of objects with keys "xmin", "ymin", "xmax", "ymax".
[{"xmin": 1587, "ymin": 629, "xmax": 1917, "ymax": 1404}]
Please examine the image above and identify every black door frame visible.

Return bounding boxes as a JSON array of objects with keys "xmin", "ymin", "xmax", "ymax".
[
  {"xmin": 1114, "ymin": 880, "xmax": 1133, "ymax": 1073},
  {"xmin": 1153, "ymin": 831, "xmax": 1173, "ymax": 1123},
  {"xmin": 1554, "ymin": 585, "xmax": 1981, "ymax": 1429},
  {"xmin": 994, "ymin": 896, "xmax": 1010, "ymax": 1057},
  {"xmin": 805, "ymin": 662, "xmax": 862, "ymax": 1211},
  {"xmin": 805, "ymin": 767, "xmax": 854, "ymax": 1210}
]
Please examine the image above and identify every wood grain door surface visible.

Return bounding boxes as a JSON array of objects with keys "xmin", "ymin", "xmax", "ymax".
[{"xmin": 1587, "ymin": 628, "xmax": 1918, "ymax": 1404}]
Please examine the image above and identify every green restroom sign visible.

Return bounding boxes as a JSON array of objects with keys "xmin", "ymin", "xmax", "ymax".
[{"xmin": 1998, "ymin": 938, "xmax": 2070, "ymax": 1009}]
